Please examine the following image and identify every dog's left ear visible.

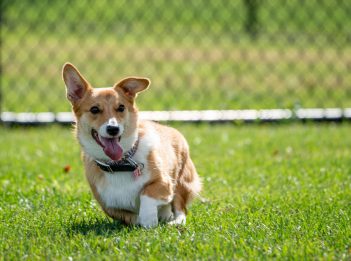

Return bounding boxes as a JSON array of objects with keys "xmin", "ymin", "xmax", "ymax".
[{"xmin": 115, "ymin": 77, "xmax": 150, "ymax": 99}]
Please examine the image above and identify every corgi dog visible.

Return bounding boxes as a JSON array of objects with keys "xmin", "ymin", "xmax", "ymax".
[{"xmin": 62, "ymin": 63, "xmax": 201, "ymax": 228}]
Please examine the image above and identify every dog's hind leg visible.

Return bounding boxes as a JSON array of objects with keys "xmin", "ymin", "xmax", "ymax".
[
  {"xmin": 170, "ymin": 157, "xmax": 201, "ymax": 225},
  {"xmin": 158, "ymin": 204, "xmax": 174, "ymax": 222}
]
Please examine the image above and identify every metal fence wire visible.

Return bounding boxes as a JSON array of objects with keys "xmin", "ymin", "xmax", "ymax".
[{"xmin": 1, "ymin": 0, "xmax": 350, "ymax": 116}]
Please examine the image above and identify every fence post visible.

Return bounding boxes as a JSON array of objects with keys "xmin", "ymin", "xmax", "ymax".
[
  {"xmin": 244, "ymin": 0, "xmax": 259, "ymax": 38},
  {"xmin": 0, "ymin": 1, "xmax": 3, "ymax": 122}
]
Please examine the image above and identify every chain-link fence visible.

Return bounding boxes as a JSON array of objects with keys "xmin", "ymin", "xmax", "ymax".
[{"xmin": 1, "ymin": 0, "xmax": 350, "ymax": 115}]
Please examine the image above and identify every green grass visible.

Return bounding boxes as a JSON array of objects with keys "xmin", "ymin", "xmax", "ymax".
[
  {"xmin": 1, "ymin": 123, "xmax": 351, "ymax": 260},
  {"xmin": 1, "ymin": 0, "xmax": 351, "ymax": 112}
]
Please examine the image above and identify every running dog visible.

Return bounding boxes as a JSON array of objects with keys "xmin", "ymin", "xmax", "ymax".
[{"xmin": 62, "ymin": 63, "xmax": 201, "ymax": 228}]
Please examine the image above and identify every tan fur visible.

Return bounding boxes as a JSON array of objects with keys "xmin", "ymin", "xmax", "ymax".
[{"xmin": 63, "ymin": 63, "xmax": 201, "ymax": 226}]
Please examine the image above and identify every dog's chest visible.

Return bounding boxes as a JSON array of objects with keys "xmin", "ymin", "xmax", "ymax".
[
  {"xmin": 90, "ymin": 126, "xmax": 160, "ymax": 213},
  {"xmin": 96, "ymin": 171, "xmax": 149, "ymax": 212}
]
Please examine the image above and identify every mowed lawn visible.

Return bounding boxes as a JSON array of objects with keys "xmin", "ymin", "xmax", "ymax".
[{"xmin": 0, "ymin": 123, "xmax": 350, "ymax": 260}]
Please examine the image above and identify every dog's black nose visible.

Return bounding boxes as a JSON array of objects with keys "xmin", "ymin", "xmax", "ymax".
[{"xmin": 106, "ymin": 125, "xmax": 120, "ymax": 136}]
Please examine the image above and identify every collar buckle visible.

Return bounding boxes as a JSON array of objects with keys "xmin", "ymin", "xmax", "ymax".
[{"xmin": 95, "ymin": 159, "xmax": 114, "ymax": 172}]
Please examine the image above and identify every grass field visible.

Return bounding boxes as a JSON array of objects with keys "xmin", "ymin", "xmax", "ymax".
[
  {"xmin": 2, "ymin": 0, "xmax": 351, "ymax": 112},
  {"xmin": 1, "ymin": 123, "xmax": 350, "ymax": 260}
]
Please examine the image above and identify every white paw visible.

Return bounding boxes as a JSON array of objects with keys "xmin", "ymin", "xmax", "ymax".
[
  {"xmin": 138, "ymin": 195, "xmax": 169, "ymax": 228},
  {"xmin": 169, "ymin": 216, "xmax": 186, "ymax": 225},
  {"xmin": 137, "ymin": 214, "xmax": 158, "ymax": 228},
  {"xmin": 168, "ymin": 211, "xmax": 186, "ymax": 225}
]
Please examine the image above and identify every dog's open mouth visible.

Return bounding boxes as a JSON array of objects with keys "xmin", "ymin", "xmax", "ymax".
[{"xmin": 91, "ymin": 129, "xmax": 123, "ymax": 161}]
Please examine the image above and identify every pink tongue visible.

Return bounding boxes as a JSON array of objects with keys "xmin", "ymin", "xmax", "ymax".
[{"xmin": 99, "ymin": 137, "xmax": 123, "ymax": 161}]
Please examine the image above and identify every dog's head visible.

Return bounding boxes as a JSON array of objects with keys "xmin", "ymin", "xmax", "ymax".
[{"xmin": 62, "ymin": 63, "xmax": 150, "ymax": 161}]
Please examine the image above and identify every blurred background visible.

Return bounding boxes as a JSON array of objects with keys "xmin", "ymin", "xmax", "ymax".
[{"xmin": 1, "ymin": 0, "xmax": 350, "ymax": 114}]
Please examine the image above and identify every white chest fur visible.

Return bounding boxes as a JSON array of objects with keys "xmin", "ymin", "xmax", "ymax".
[
  {"xmin": 97, "ymin": 171, "xmax": 149, "ymax": 212},
  {"xmin": 94, "ymin": 128, "xmax": 159, "ymax": 213}
]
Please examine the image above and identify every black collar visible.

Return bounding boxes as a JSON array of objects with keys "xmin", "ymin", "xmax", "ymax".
[{"xmin": 94, "ymin": 138, "xmax": 143, "ymax": 173}]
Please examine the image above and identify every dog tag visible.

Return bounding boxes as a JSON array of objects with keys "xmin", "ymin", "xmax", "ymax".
[{"xmin": 133, "ymin": 167, "xmax": 141, "ymax": 180}]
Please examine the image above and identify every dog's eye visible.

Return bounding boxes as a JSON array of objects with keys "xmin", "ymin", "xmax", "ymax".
[
  {"xmin": 90, "ymin": 106, "xmax": 101, "ymax": 114},
  {"xmin": 116, "ymin": 104, "xmax": 125, "ymax": 112}
]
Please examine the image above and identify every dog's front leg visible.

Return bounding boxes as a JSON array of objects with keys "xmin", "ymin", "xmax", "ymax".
[
  {"xmin": 137, "ymin": 195, "xmax": 162, "ymax": 228},
  {"xmin": 137, "ymin": 183, "xmax": 173, "ymax": 228}
]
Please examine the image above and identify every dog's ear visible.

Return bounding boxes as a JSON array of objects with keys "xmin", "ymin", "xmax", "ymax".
[
  {"xmin": 115, "ymin": 77, "xmax": 150, "ymax": 99},
  {"xmin": 62, "ymin": 63, "xmax": 91, "ymax": 103}
]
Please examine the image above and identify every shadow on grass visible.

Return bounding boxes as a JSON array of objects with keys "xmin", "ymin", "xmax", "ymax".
[{"xmin": 67, "ymin": 217, "xmax": 133, "ymax": 236}]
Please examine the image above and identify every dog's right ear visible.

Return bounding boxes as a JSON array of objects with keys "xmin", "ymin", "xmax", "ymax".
[{"xmin": 62, "ymin": 63, "xmax": 91, "ymax": 103}]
